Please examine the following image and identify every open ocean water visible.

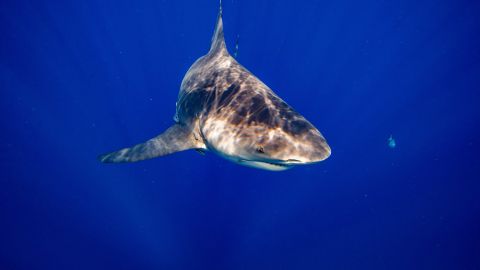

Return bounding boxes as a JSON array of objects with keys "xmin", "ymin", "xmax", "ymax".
[{"xmin": 1, "ymin": 0, "xmax": 479, "ymax": 269}]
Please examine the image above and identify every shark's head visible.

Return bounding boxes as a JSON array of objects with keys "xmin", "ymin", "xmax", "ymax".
[
  {"xmin": 202, "ymin": 111, "xmax": 331, "ymax": 171},
  {"xmin": 232, "ymin": 127, "xmax": 331, "ymax": 171}
]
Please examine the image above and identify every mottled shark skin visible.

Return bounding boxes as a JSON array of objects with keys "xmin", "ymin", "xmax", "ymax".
[{"xmin": 99, "ymin": 8, "xmax": 331, "ymax": 171}]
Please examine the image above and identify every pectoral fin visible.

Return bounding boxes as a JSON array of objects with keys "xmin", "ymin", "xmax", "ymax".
[{"xmin": 99, "ymin": 124, "xmax": 204, "ymax": 163}]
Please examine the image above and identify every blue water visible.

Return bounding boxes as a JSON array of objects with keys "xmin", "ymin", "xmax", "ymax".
[{"xmin": 1, "ymin": 0, "xmax": 479, "ymax": 269}]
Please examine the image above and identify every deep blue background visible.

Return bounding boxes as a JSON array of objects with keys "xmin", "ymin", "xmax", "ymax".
[{"xmin": 1, "ymin": 0, "xmax": 479, "ymax": 269}]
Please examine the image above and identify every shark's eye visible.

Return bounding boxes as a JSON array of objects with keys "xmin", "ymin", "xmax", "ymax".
[{"xmin": 256, "ymin": 146, "xmax": 265, "ymax": 154}]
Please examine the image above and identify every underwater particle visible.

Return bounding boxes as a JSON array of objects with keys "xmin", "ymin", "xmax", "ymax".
[
  {"xmin": 233, "ymin": 34, "xmax": 239, "ymax": 58},
  {"xmin": 387, "ymin": 134, "xmax": 396, "ymax": 148}
]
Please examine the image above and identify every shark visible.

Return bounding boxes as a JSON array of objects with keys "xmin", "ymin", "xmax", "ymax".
[{"xmin": 99, "ymin": 5, "xmax": 331, "ymax": 171}]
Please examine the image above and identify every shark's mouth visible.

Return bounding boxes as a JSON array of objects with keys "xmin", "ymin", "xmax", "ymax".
[
  {"xmin": 264, "ymin": 161, "xmax": 291, "ymax": 168},
  {"xmin": 237, "ymin": 159, "xmax": 301, "ymax": 171}
]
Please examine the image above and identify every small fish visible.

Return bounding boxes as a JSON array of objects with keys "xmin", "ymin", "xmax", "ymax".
[{"xmin": 388, "ymin": 135, "xmax": 396, "ymax": 148}]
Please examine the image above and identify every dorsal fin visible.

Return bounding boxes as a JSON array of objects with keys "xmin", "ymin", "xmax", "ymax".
[{"xmin": 209, "ymin": 0, "xmax": 227, "ymax": 54}]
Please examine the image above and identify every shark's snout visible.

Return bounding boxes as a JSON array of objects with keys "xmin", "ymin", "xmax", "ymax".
[
  {"xmin": 254, "ymin": 129, "xmax": 330, "ymax": 163},
  {"xmin": 231, "ymin": 129, "xmax": 330, "ymax": 171}
]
